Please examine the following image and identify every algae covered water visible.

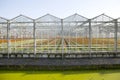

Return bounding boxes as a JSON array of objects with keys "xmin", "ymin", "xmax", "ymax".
[{"xmin": 0, "ymin": 69, "xmax": 120, "ymax": 80}]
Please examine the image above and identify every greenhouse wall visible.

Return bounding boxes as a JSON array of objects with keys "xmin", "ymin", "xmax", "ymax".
[{"xmin": 0, "ymin": 14, "xmax": 120, "ymax": 58}]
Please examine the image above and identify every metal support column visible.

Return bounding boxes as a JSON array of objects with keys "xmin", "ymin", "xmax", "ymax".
[
  {"xmin": 61, "ymin": 19, "xmax": 64, "ymax": 59},
  {"xmin": 114, "ymin": 19, "xmax": 118, "ymax": 53},
  {"xmin": 33, "ymin": 20, "xmax": 36, "ymax": 57},
  {"xmin": 88, "ymin": 19, "xmax": 92, "ymax": 57},
  {"xmin": 7, "ymin": 20, "xmax": 10, "ymax": 58}
]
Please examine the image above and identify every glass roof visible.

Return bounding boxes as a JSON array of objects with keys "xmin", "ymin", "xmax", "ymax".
[
  {"xmin": 117, "ymin": 18, "xmax": 120, "ymax": 22},
  {"xmin": 91, "ymin": 14, "xmax": 114, "ymax": 22},
  {"xmin": 63, "ymin": 13, "xmax": 88, "ymax": 22},
  {"xmin": 10, "ymin": 14, "xmax": 33, "ymax": 23},
  {"xmin": 0, "ymin": 17, "xmax": 7, "ymax": 23},
  {"xmin": 0, "ymin": 14, "xmax": 117, "ymax": 23},
  {"xmin": 35, "ymin": 14, "xmax": 61, "ymax": 22}
]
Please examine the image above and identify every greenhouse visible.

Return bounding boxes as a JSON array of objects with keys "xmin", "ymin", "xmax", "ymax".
[{"xmin": 0, "ymin": 13, "xmax": 120, "ymax": 58}]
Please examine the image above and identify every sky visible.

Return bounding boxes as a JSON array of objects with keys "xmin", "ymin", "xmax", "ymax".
[{"xmin": 0, "ymin": 0, "xmax": 120, "ymax": 19}]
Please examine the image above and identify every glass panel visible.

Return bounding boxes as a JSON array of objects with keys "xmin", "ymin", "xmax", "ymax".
[
  {"xmin": 35, "ymin": 14, "xmax": 61, "ymax": 53},
  {"xmin": 0, "ymin": 24, "xmax": 7, "ymax": 53},
  {"xmin": 10, "ymin": 23, "xmax": 34, "ymax": 54},
  {"xmin": 91, "ymin": 14, "xmax": 114, "ymax": 52},
  {"xmin": 63, "ymin": 14, "xmax": 88, "ymax": 53}
]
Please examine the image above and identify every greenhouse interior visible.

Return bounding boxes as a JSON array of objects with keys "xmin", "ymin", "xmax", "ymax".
[{"xmin": 0, "ymin": 13, "xmax": 120, "ymax": 58}]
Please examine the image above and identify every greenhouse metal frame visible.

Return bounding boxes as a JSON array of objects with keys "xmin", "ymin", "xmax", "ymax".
[{"xmin": 0, "ymin": 13, "xmax": 120, "ymax": 58}]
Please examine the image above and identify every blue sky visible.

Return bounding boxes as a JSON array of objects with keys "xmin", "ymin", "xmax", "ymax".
[{"xmin": 0, "ymin": 0, "xmax": 120, "ymax": 19}]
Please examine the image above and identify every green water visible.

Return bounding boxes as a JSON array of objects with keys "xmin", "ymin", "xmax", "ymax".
[{"xmin": 0, "ymin": 69, "xmax": 120, "ymax": 80}]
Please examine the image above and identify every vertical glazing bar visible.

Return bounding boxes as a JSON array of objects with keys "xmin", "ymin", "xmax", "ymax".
[
  {"xmin": 114, "ymin": 19, "xmax": 118, "ymax": 53},
  {"xmin": 75, "ymin": 32, "xmax": 77, "ymax": 52},
  {"xmin": 48, "ymin": 30, "xmax": 50, "ymax": 53},
  {"xmin": 55, "ymin": 30, "xmax": 56, "ymax": 53},
  {"xmin": 61, "ymin": 19, "xmax": 64, "ymax": 59},
  {"xmin": 7, "ymin": 20, "xmax": 10, "ymax": 58},
  {"xmin": 41, "ymin": 31, "xmax": 42, "ymax": 53},
  {"xmin": 69, "ymin": 24, "xmax": 70, "ymax": 54},
  {"xmin": 88, "ymin": 19, "xmax": 92, "ymax": 57},
  {"xmin": 33, "ymin": 20, "xmax": 36, "ymax": 57},
  {"xmin": 69, "ymin": 30, "xmax": 70, "ymax": 53}
]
